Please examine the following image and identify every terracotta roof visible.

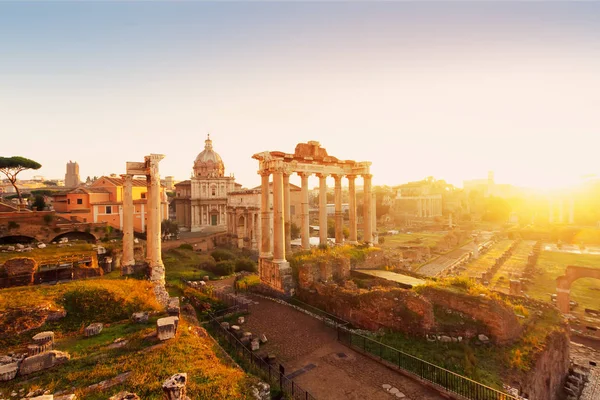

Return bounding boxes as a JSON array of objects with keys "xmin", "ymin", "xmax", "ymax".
[
  {"xmin": 251, "ymin": 182, "xmax": 301, "ymax": 191},
  {"xmin": 94, "ymin": 176, "xmax": 154, "ymax": 188},
  {"xmin": 175, "ymin": 180, "xmax": 191, "ymax": 186}
]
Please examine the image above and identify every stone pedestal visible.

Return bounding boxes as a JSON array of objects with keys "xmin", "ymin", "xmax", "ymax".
[
  {"xmin": 33, "ymin": 331, "xmax": 55, "ymax": 345},
  {"xmin": 168, "ymin": 297, "xmax": 181, "ymax": 317},
  {"xmin": 157, "ymin": 316, "xmax": 179, "ymax": 341},
  {"xmin": 162, "ymin": 373, "xmax": 190, "ymax": 400},
  {"xmin": 84, "ymin": 323, "xmax": 103, "ymax": 337}
]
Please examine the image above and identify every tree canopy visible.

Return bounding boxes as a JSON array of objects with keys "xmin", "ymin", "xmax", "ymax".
[{"xmin": 0, "ymin": 156, "xmax": 42, "ymax": 205}]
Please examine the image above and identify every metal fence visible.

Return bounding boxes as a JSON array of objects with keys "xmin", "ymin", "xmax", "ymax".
[
  {"xmin": 207, "ymin": 312, "xmax": 317, "ymax": 400},
  {"xmin": 337, "ymin": 327, "xmax": 518, "ymax": 400}
]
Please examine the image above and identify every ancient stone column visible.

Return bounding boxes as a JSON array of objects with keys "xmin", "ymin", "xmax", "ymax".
[
  {"xmin": 260, "ymin": 172, "xmax": 272, "ymax": 258},
  {"xmin": 252, "ymin": 212, "xmax": 258, "ymax": 250},
  {"xmin": 146, "ymin": 174, "xmax": 154, "ymax": 264},
  {"xmin": 558, "ymin": 199, "xmax": 564, "ymax": 224},
  {"xmin": 371, "ymin": 192, "xmax": 377, "ymax": 243},
  {"xmin": 300, "ymin": 172, "xmax": 310, "ymax": 249},
  {"xmin": 121, "ymin": 174, "xmax": 135, "ymax": 267},
  {"xmin": 333, "ymin": 174, "xmax": 343, "ymax": 244},
  {"xmin": 348, "ymin": 175, "xmax": 358, "ymax": 244},
  {"xmin": 568, "ymin": 198, "xmax": 575, "ymax": 225},
  {"xmin": 363, "ymin": 174, "xmax": 373, "ymax": 244},
  {"xmin": 243, "ymin": 209, "xmax": 248, "ymax": 248},
  {"xmin": 417, "ymin": 198, "xmax": 423, "ymax": 218},
  {"xmin": 146, "ymin": 154, "xmax": 165, "ymax": 282},
  {"xmin": 272, "ymin": 167, "xmax": 285, "ymax": 262},
  {"xmin": 283, "ymin": 172, "xmax": 291, "ymax": 254},
  {"xmin": 317, "ymin": 173, "xmax": 328, "ymax": 245},
  {"xmin": 549, "ymin": 198, "xmax": 554, "ymax": 223}
]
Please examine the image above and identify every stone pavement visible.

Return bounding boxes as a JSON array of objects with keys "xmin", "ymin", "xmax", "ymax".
[
  {"xmin": 571, "ymin": 341, "xmax": 600, "ymax": 400},
  {"xmin": 241, "ymin": 294, "xmax": 444, "ymax": 400}
]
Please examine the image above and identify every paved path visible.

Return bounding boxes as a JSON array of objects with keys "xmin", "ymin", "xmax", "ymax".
[
  {"xmin": 571, "ymin": 341, "xmax": 600, "ymax": 400},
  {"xmin": 243, "ymin": 294, "xmax": 444, "ymax": 400}
]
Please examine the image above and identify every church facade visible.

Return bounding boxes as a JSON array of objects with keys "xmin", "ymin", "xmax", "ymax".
[{"xmin": 173, "ymin": 135, "xmax": 241, "ymax": 232}]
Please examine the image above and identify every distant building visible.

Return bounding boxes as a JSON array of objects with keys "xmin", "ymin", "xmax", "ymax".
[
  {"xmin": 65, "ymin": 161, "xmax": 81, "ymax": 188},
  {"xmin": 53, "ymin": 175, "xmax": 168, "ymax": 233}
]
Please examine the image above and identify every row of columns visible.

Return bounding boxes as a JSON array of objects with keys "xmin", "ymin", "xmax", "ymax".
[
  {"xmin": 121, "ymin": 155, "xmax": 165, "ymax": 283},
  {"xmin": 549, "ymin": 198, "xmax": 575, "ymax": 224},
  {"xmin": 227, "ymin": 208, "xmax": 260, "ymax": 250},
  {"xmin": 260, "ymin": 167, "xmax": 373, "ymax": 263},
  {"xmin": 416, "ymin": 196, "xmax": 442, "ymax": 218}
]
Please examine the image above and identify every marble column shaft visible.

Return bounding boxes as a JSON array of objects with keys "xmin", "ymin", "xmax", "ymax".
[
  {"xmin": 121, "ymin": 174, "xmax": 135, "ymax": 266},
  {"xmin": 146, "ymin": 174, "xmax": 154, "ymax": 263},
  {"xmin": 363, "ymin": 174, "xmax": 373, "ymax": 244},
  {"xmin": 260, "ymin": 172, "xmax": 272, "ymax": 257},
  {"xmin": 283, "ymin": 173, "xmax": 291, "ymax": 254},
  {"xmin": 334, "ymin": 174, "xmax": 343, "ymax": 244},
  {"xmin": 348, "ymin": 175, "xmax": 358, "ymax": 243},
  {"xmin": 149, "ymin": 159, "xmax": 164, "ymax": 273},
  {"xmin": 300, "ymin": 173, "xmax": 310, "ymax": 249},
  {"xmin": 272, "ymin": 168, "xmax": 285, "ymax": 262},
  {"xmin": 318, "ymin": 174, "xmax": 328, "ymax": 245}
]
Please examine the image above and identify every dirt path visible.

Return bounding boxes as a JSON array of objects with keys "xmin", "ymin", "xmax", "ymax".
[{"xmin": 242, "ymin": 294, "xmax": 444, "ymax": 400}]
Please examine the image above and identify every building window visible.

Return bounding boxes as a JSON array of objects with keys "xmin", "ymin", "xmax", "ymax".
[
  {"xmin": 106, "ymin": 206, "xmax": 112, "ymax": 214},
  {"xmin": 212, "ymin": 187, "xmax": 216, "ymax": 196},
  {"xmin": 77, "ymin": 198, "xmax": 83, "ymax": 205},
  {"xmin": 141, "ymin": 193, "xmax": 146, "ymax": 199},
  {"xmin": 67, "ymin": 199, "xmax": 71, "ymax": 205}
]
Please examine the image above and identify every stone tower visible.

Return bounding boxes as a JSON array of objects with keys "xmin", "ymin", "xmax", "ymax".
[{"xmin": 65, "ymin": 161, "xmax": 80, "ymax": 187}]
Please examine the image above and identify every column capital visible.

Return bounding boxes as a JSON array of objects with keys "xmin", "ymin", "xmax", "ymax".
[
  {"xmin": 259, "ymin": 169, "xmax": 271, "ymax": 177},
  {"xmin": 120, "ymin": 174, "xmax": 133, "ymax": 181},
  {"xmin": 316, "ymin": 173, "xmax": 328, "ymax": 179},
  {"xmin": 297, "ymin": 171, "xmax": 312, "ymax": 179},
  {"xmin": 362, "ymin": 173, "xmax": 373, "ymax": 180},
  {"xmin": 346, "ymin": 174, "xmax": 357, "ymax": 180},
  {"xmin": 332, "ymin": 174, "xmax": 343, "ymax": 182}
]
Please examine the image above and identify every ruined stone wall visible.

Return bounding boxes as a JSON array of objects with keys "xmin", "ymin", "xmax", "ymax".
[
  {"xmin": 298, "ymin": 258, "xmax": 350, "ymax": 288},
  {"xmin": 518, "ymin": 330, "xmax": 570, "ymax": 400},
  {"xmin": 419, "ymin": 287, "xmax": 523, "ymax": 344},
  {"xmin": 298, "ymin": 283, "xmax": 434, "ymax": 334}
]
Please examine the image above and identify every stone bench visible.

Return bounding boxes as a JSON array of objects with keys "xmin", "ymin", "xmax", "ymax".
[
  {"xmin": 157, "ymin": 316, "xmax": 179, "ymax": 341},
  {"xmin": 84, "ymin": 323, "xmax": 103, "ymax": 337}
]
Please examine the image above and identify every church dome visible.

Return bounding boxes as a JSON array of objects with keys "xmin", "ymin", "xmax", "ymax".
[{"xmin": 193, "ymin": 134, "xmax": 225, "ymax": 178}]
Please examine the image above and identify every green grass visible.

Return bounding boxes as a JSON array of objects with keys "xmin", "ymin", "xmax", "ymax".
[
  {"xmin": 381, "ymin": 232, "xmax": 445, "ymax": 249},
  {"xmin": 0, "ymin": 243, "xmax": 96, "ymax": 265},
  {"xmin": 162, "ymin": 248, "xmax": 217, "ymax": 297},
  {"xmin": 525, "ymin": 250, "xmax": 600, "ymax": 318},
  {"xmin": 490, "ymin": 241, "xmax": 536, "ymax": 292},
  {"xmin": 460, "ymin": 240, "xmax": 513, "ymax": 278}
]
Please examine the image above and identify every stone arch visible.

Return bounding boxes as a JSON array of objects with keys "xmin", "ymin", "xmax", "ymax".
[
  {"xmin": 556, "ymin": 265, "xmax": 600, "ymax": 313},
  {"xmin": 51, "ymin": 231, "xmax": 97, "ymax": 244},
  {"xmin": 0, "ymin": 235, "xmax": 38, "ymax": 245}
]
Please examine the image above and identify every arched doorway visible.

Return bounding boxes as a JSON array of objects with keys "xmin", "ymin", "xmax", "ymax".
[
  {"xmin": 0, "ymin": 235, "xmax": 37, "ymax": 244},
  {"xmin": 237, "ymin": 215, "xmax": 246, "ymax": 248},
  {"xmin": 556, "ymin": 265, "xmax": 600, "ymax": 313},
  {"xmin": 51, "ymin": 231, "xmax": 97, "ymax": 244},
  {"xmin": 209, "ymin": 208, "xmax": 219, "ymax": 226}
]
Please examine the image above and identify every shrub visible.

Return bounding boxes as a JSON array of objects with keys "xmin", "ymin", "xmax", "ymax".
[
  {"xmin": 197, "ymin": 255, "xmax": 216, "ymax": 272},
  {"xmin": 235, "ymin": 274, "xmax": 261, "ymax": 290},
  {"xmin": 211, "ymin": 249, "xmax": 235, "ymax": 262},
  {"xmin": 235, "ymin": 258, "xmax": 257, "ymax": 273},
  {"xmin": 179, "ymin": 243, "xmax": 194, "ymax": 251},
  {"xmin": 209, "ymin": 260, "xmax": 235, "ymax": 276}
]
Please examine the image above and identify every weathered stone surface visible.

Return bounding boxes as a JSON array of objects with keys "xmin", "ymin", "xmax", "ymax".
[
  {"xmin": 220, "ymin": 322, "xmax": 230, "ymax": 330},
  {"xmin": 162, "ymin": 373, "xmax": 190, "ymax": 400},
  {"xmin": 131, "ymin": 311, "xmax": 149, "ymax": 323},
  {"xmin": 28, "ymin": 341, "xmax": 53, "ymax": 356},
  {"xmin": 0, "ymin": 362, "xmax": 18, "ymax": 381},
  {"xmin": 54, "ymin": 395, "xmax": 77, "ymax": 400},
  {"xmin": 157, "ymin": 316, "xmax": 179, "ymax": 341},
  {"xmin": 230, "ymin": 325, "xmax": 240, "ymax": 333},
  {"xmin": 259, "ymin": 333, "xmax": 267, "ymax": 344},
  {"xmin": 3, "ymin": 257, "xmax": 37, "ymax": 284},
  {"xmin": 84, "ymin": 323, "xmax": 103, "ymax": 337},
  {"xmin": 29, "ymin": 396, "xmax": 53, "ymax": 400},
  {"xmin": 440, "ymin": 336, "xmax": 452, "ymax": 343},
  {"xmin": 382, "ymin": 384, "xmax": 392, "ymax": 390},
  {"xmin": 167, "ymin": 297, "xmax": 181, "ymax": 317},
  {"xmin": 237, "ymin": 316, "xmax": 245, "ymax": 324},
  {"xmin": 109, "ymin": 392, "xmax": 140, "ymax": 400},
  {"xmin": 251, "ymin": 340, "xmax": 260, "ymax": 351},
  {"xmin": 33, "ymin": 331, "xmax": 55, "ymax": 344},
  {"xmin": 478, "ymin": 334, "xmax": 490, "ymax": 343},
  {"xmin": 19, "ymin": 350, "xmax": 70, "ymax": 376},
  {"xmin": 250, "ymin": 382, "xmax": 270, "ymax": 400}
]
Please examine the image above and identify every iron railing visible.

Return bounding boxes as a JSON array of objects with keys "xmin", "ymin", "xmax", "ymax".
[
  {"xmin": 337, "ymin": 326, "xmax": 518, "ymax": 400},
  {"xmin": 207, "ymin": 312, "xmax": 317, "ymax": 400}
]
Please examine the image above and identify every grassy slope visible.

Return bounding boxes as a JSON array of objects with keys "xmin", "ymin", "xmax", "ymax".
[{"xmin": 0, "ymin": 243, "xmax": 96, "ymax": 265}]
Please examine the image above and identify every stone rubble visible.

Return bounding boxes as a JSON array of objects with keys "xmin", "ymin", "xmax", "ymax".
[
  {"xmin": 157, "ymin": 316, "xmax": 179, "ymax": 341},
  {"xmin": 162, "ymin": 373, "xmax": 190, "ymax": 400},
  {"xmin": 131, "ymin": 311, "xmax": 149, "ymax": 323},
  {"xmin": 84, "ymin": 323, "xmax": 103, "ymax": 337}
]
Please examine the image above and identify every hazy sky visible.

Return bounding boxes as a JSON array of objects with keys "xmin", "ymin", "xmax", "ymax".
[{"xmin": 2, "ymin": 2, "xmax": 599, "ymax": 190}]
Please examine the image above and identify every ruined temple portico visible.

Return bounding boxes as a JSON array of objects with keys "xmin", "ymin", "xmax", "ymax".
[{"xmin": 252, "ymin": 141, "xmax": 373, "ymax": 294}]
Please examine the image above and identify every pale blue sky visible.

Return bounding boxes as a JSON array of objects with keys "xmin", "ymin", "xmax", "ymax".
[{"xmin": 2, "ymin": 2, "xmax": 600, "ymax": 190}]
